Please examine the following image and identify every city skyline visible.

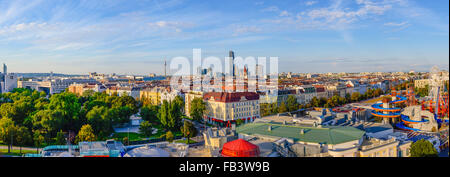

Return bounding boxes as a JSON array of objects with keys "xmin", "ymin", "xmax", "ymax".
[{"xmin": 0, "ymin": 0, "xmax": 449, "ymax": 75}]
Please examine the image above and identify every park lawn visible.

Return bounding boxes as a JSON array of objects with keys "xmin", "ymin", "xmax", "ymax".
[
  {"xmin": 112, "ymin": 130, "xmax": 183, "ymax": 142},
  {"xmin": 112, "ymin": 132, "xmax": 146, "ymax": 141},
  {"xmin": 175, "ymin": 139, "xmax": 197, "ymax": 144},
  {"xmin": 0, "ymin": 149, "xmax": 37, "ymax": 156}
]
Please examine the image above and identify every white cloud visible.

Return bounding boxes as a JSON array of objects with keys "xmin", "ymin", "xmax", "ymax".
[
  {"xmin": 0, "ymin": 0, "xmax": 44, "ymax": 25},
  {"xmin": 232, "ymin": 25, "xmax": 262, "ymax": 36},
  {"xmin": 262, "ymin": 6, "xmax": 279, "ymax": 12},
  {"xmin": 305, "ymin": 1, "xmax": 317, "ymax": 6},
  {"xmin": 279, "ymin": 11, "xmax": 290, "ymax": 17},
  {"xmin": 149, "ymin": 21, "xmax": 195, "ymax": 29},
  {"xmin": 384, "ymin": 22, "xmax": 408, "ymax": 26}
]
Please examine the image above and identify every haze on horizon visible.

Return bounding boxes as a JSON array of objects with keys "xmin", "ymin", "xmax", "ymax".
[{"xmin": 0, "ymin": 0, "xmax": 448, "ymax": 75}]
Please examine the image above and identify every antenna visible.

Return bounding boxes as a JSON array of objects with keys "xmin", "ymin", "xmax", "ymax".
[{"xmin": 164, "ymin": 59, "xmax": 167, "ymax": 77}]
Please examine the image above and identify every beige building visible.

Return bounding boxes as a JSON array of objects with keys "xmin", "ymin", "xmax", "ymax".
[
  {"xmin": 140, "ymin": 87, "xmax": 163, "ymax": 105},
  {"xmin": 204, "ymin": 92, "xmax": 260, "ymax": 126},
  {"xmin": 415, "ymin": 79, "xmax": 430, "ymax": 89},
  {"xmin": 359, "ymin": 138, "xmax": 411, "ymax": 157},
  {"xmin": 68, "ymin": 83, "xmax": 106, "ymax": 96}
]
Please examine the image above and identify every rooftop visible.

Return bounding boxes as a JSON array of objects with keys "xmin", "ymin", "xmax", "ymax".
[
  {"xmin": 204, "ymin": 92, "xmax": 259, "ymax": 103},
  {"xmin": 236, "ymin": 123, "xmax": 365, "ymax": 145}
]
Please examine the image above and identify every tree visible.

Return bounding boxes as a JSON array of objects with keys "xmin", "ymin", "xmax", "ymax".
[
  {"xmin": 76, "ymin": 124, "xmax": 96, "ymax": 143},
  {"xmin": 166, "ymin": 131, "xmax": 174, "ymax": 143},
  {"xmin": 173, "ymin": 96, "xmax": 185, "ymax": 113},
  {"xmin": 16, "ymin": 126, "xmax": 32, "ymax": 153},
  {"xmin": 47, "ymin": 92, "xmax": 82, "ymax": 131},
  {"xmin": 190, "ymin": 98, "xmax": 206, "ymax": 121},
  {"xmin": 180, "ymin": 120, "xmax": 196, "ymax": 144},
  {"xmin": 39, "ymin": 91, "xmax": 47, "ymax": 98},
  {"xmin": 168, "ymin": 101, "xmax": 182, "ymax": 129},
  {"xmin": 270, "ymin": 103, "xmax": 278, "ymax": 114},
  {"xmin": 33, "ymin": 130, "xmax": 45, "ymax": 154},
  {"xmin": 278, "ymin": 102, "xmax": 288, "ymax": 113},
  {"xmin": 48, "ymin": 92, "xmax": 81, "ymax": 120},
  {"xmin": 55, "ymin": 130, "xmax": 66, "ymax": 145},
  {"xmin": 113, "ymin": 95, "xmax": 139, "ymax": 114},
  {"xmin": 140, "ymin": 105, "xmax": 159, "ymax": 123},
  {"xmin": 345, "ymin": 93, "xmax": 351, "ymax": 103},
  {"xmin": 139, "ymin": 121, "xmax": 153, "ymax": 137},
  {"xmin": 351, "ymin": 92, "xmax": 361, "ymax": 103},
  {"xmin": 286, "ymin": 95, "xmax": 299, "ymax": 112},
  {"xmin": 31, "ymin": 109, "xmax": 65, "ymax": 137},
  {"xmin": 235, "ymin": 119, "xmax": 244, "ymax": 126},
  {"xmin": 410, "ymin": 139, "xmax": 438, "ymax": 157},
  {"xmin": 0, "ymin": 103, "xmax": 18, "ymax": 122},
  {"xmin": 158, "ymin": 100, "xmax": 170, "ymax": 128},
  {"xmin": 310, "ymin": 97, "xmax": 320, "ymax": 108},
  {"xmin": 86, "ymin": 106, "xmax": 113, "ymax": 138},
  {"xmin": 0, "ymin": 118, "xmax": 17, "ymax": 153}
]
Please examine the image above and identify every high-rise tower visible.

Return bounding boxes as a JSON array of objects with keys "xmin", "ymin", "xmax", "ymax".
[
  {"xmin": 229, "ymin": 51, "xmax": 235, "ymax": 77},
  {"xmin": 3, "ymin": 63, "xmax": 7, "ymax": 74},
  {"xmin": 164, "ymin": 59, "xmax": 167, "ymax": 77}
]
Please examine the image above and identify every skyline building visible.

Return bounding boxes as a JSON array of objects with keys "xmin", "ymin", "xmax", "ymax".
[
  {"xmin": 0, "ymin": 63, "xmax": 18, "ymax": 93},
  {"xmin": 229, "ymin": 50, "xmax": 235, "ymax": 77}
]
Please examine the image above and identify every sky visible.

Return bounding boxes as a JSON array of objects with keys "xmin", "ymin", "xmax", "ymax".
[{"xmin": 0, "ymin": 0, "xmax": 448, "ymax": 75}]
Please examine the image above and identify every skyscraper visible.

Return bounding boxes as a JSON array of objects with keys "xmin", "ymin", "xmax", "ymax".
[
  {"xmin": 3, "ymin": 63, "xmax": 7, "ymax": 74},
  {"xmin": 229, "ymin": 51, "xmax": 235, "ymax": 77}
]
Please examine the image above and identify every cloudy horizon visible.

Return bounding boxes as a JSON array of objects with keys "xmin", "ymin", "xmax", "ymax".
[{"xmin": 0, "ymin": 0, "xmax": 448, "ymax": 75}]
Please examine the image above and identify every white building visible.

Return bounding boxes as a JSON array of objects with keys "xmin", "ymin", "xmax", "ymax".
[{"xmin": 0, "ymin": 64, "xmax": 18, "ymax": 93}]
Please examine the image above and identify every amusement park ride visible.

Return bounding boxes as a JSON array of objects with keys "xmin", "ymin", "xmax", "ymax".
[{"xmin": 371, "ymin": 67, "xmax": 449, "ymax": 133}]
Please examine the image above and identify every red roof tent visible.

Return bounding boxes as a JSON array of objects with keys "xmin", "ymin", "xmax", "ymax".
[{"xmin": 221, "ymin": 139, "xmax": 260, "ymax": 157}]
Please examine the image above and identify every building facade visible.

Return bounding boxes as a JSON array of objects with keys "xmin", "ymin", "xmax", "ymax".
[{"xmin": 204, "ymin": 92, "xmax": 260, "ymax": 126}]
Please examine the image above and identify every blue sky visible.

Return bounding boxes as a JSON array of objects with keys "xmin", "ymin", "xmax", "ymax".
[{"xmin": 0, "ymin": 0, "xmax": 448, "ymax": 75}]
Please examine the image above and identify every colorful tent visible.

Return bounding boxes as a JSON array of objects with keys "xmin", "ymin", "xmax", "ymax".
[{"xmin": 221, "ymin": 139, "xmax": 260, "ymax": 157}]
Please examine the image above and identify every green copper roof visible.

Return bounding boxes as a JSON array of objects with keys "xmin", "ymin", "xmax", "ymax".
[{"xmin": 236, "ymin": 123, "xmax": 365, "ymax": 145}]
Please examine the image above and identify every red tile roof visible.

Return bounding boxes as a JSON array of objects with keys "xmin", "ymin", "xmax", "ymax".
[{"xmin": 204, "ymin": 92, "xmax": 259, "ymax": 103}]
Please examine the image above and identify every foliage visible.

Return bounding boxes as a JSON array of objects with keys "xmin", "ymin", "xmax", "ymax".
[
  {"xmin": 33, "ymin": 130, "xmax": 45, "ymax": 149},
  {"xmin": 0, "ymin": 118, "xmax": 18, "ymax": 152},
  {"xmin": 139, "ymin": 121, "xmax": 153, "ymax": 137},
  {"xmin": 180, "ymin": 120, "xmax": 196, "ymax": 141},
  {"xmin": 190, "ymin": 98, "xmax": 206, "ymax": 121},
  {"xmin": 286, "ymin": 95, "xmax": 299, "ymax": 112},
  {"xmin": 278, "ymin": 102, "xmax": 288, "ymax": 113},
  {"xmin": 415, "ymin": 84, "xmax": 430, "ymax": 98},
  {"xmin": 140, "ymin": 105, "xmax": 159, "ymax": 123},
  {"xmin": 75, "ymin": 124, "xmax": 96, "ymax": 143},
  {"xmin": 55, "ymin": 130, "xmax": 66, "ymax": 145},
  {"xmin": 235, "ymin": 119, "xmax": 244, "ymax": 126},
  {"xmin": 166, "ymin": 131, "xmax": 174, "ymax": 143},
  {"xmin": 86, "ymin": 106, "xmax": 113, "ymax": 138},
  {"xmin": 16, "ymin": 126, "xmax": 32, "ymax": 148},
  {"xmin": 410, "ymin": 139, "xmax": 438, "ymax": 157},
  {"xmin": 158, "ymin": 100, "xmax": 182, "ymax": 130}
]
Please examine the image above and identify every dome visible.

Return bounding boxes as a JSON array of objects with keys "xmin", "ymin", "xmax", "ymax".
[
  {"xmin": 221, "ymin": 139, "xmax": 260, "ymax": 157},
  {"xmin": 124, "ymin": 146, "xmax": 170, "ymax": 157}
]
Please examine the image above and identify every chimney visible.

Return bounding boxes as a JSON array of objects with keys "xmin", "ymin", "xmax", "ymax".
[
  {"xmin": 300, "ymin": 129, "xmax": 304, "ymax": 135},
  {"xmin": 268, "ymin": 125, "xmax": 272, "ymax": 132}
]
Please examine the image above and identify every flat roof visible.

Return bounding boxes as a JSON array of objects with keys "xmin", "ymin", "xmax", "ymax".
[{"xmin": 236, "ymin": 123, "xmax": 365, "ymax": 145}]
